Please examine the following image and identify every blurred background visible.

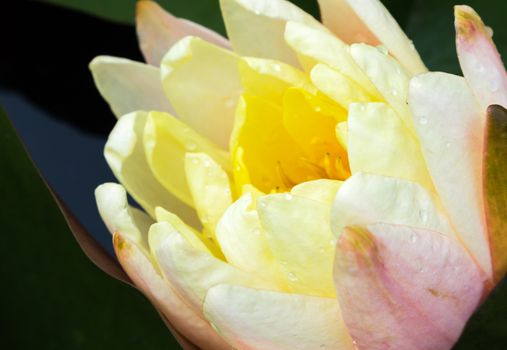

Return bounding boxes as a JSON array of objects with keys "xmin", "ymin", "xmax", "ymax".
[{"xmin": 1, "ymin": 0, "xmax": 506, "ymax": 349}]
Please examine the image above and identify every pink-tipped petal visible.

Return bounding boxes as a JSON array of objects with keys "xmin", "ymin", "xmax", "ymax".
[
  {"xmin": 455, "ymin": 6, "xmax": 507, "ymax": 110},
  {"xmin": 113, "ymin": 234, "xmax": 229, "ymax": 350},
  {"xmin": 203, "ymin": 285, "xmax": 355, "ymax": 350},
  {"xmin": 136, "ymin": 0, "xmax": 230, "ymax": 66},
  {"xmin": 409, "ymin": 72, "xmax": 492, "ymax": 278},
  {"xmin": 334, "ymin": 224, "xmax": 484, "ymax": 350},
  {"xmin": 318, "ymin": 0, "xmax": 427, "ymax": 75}
]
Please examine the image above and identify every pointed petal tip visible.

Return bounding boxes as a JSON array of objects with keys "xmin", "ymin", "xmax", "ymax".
[{"xmin": 454, "ymin": 5, "xmax": 489, "ymax": 43}]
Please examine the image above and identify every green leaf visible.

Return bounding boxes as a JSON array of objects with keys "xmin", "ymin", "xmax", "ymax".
[{"xmin": 0, "ymin": 108, "xmax": 183, "ymax": 350}]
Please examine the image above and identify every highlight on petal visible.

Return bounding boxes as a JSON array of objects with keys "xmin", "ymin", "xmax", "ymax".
[
  {"xmin": 409, "ymin": 72, "xmax": 492, "ymax": 278},
  {"xmin": 113, "ymin": 233, "xmax": 229, "ymax": 350},
  {"xmin": 318, "ymin": 0, "xmax": 427, "ymax": 75},
  {"xmin": 152, "ymin": 222, "xmax": 280, "ymax": 312},
  {"xmin": 350, "ymin": 44, "xmax": 412, "ymax": 130},
  {"xmin": 331, "ymin": 173, "xmax": 454, "ymax": 240},
  {"xmin": 185, "ymin": 153, "xmax": 233, "ymax": 237},
  {"xmin": 144, "ymin": 111, "xmax": 230, "ymax": 208},
  {"xmin": 136, "ymin": 0, "xmax": 230, "ymax": 66},
  {"xmin": 161, "ymin": 36, "xmax": 241, "ymax": 148},
  {"xmin": 483, "ymin": 105, "xmax": 507, "ymax": 282},
  {"xmin": 215, "ymin": 192, "xmax": 283, "ymax": 284},
  {"xmin": 455, "ymin": 5, "xmax": 507, "ymax": 110},
  {"xmin": 257, "ymin": 193, "xmax": 337, "ymax": 297},
  {"xmin": 203, "ymin": 285, "xmax": 355, "ymax": 350},
  {"xmin": 95, "ymin": 183, "xmax": 152, "ymax": 247},
  {"xmin": 284, "ymin": 21, "xmax": 381, "ymax": 100},
  {"xmin": 334, "ymin": 224, "xmax": 484, "ymax": 350},
  {"xmin": 104, "ymin": 111, "xmax": 197, "ymax": 224},
  {"xmin": 347, "ymin": 102, "xmax": 433, "ymax": 190},
  {"xmin": 220, "ymin": 0, "xmax": 323, "ymax": 66},
  {"xmin": 90, "ymin": 56, "xmax": 172, "ymax": 118},
  {"xmin": 291, "ymin": 179, "xmax": 342, "ymax": 205}
]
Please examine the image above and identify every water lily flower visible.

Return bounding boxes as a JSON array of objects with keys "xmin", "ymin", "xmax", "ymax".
[{"xmin": 89, "ymin": 0, "xmax": 506, "ymax": 349}]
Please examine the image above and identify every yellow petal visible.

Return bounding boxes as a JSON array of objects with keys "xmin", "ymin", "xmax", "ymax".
[
  {"xmin": 284, "ymin": 21, "xmax": 381, "ymax": 99},
  {"xmin": 144, "ymin": 111, "xmax": 230, "ymax": 208},
  {"xmin": 204, "ymin": 285, "xmax": 355, "ymax": 350},
  {"xmin": 161, "ymin": 36, "xmax": 241, "ymax": 148},
  {"xmin": 335, "ymin": 121, "xmax": 348, "ymax": 150},
  {"xmin": 89, "ymin": 56, "xmax": 173, "ymax": 118},
  {"xmin": 350, "ymin": 44, "xmax": 414, "ymax": 131},
  {"xmin": 310, "ymin": 63, "xmax": 377, "ymax": 110},
  {"xmin": 231, "ymin": 95, "xmax": 310, "ymax": 193},
  {"xmin": 258, "ymin": 193, "xmax": 337, "ymax": 297},
  {"xmin": 154, "ymin": 206, "xmax": 223, "ymax": 259},
  {"xmin": 113, "ymin": 233, "xmax": 229, "ymax": 350},
  {"xmin": 283, "ymin": 87, "xmax": 350, "ymax": 180},
  {"xmin": 152, "ymin": 222, "xmax": 280, "ymax": 312},
  {"xmin": 220, "ymin": 0, "xmax": 324, "ymax": 66},
  {"xmin": 347, "ymin": 102, "xmax": 433, "ymax": 190},
  {"xmin": 331, "ymin": 173, "xmax": 454, "ymax": 240},
  {"xmin": 136, "ymin": 0, "xmax": 230, "ymax": 66},
  {"xmin": 104, "ymin": 112, "xmax": 197, "ymax": 223},
  {"xmin": 318, "ymin": 0, "xmax": 427, "ymax": 75},
  {"xmin": 291, "ymin": 179, "xmax": 343, "ymax": 205},
  {"xmin": 185, "ymin": 153, "xmax": 233, "ymax": 238},
  {"xmin": 215, "ymin": 193, "xmax": 284, "ymax": 285},
  {"xmin": 238, "ymin": 57, "xmax": 309, "ymax": 104}
]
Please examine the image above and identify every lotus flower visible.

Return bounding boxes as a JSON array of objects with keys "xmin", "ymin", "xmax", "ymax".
[{"xmin": 89, "ymin": 0, "xmax": 507, "ymax": 349}]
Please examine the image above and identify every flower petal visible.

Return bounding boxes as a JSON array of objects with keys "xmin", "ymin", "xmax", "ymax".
[
  {"xmin": 185, "ymin": 152, "xmax": 233, "ymax": 237},
  {"xmin": 291, "ymin": 179, "xmax": 343, "ymax": 205},
  {"xmin": 483, "ymin": 105, "xmax": 507, "ymax": 282},
  {"xmin": 455, "ymin": 5, "xmax": 507, "ymax": 110},
  {"xmin": 203, "ymin": 285, "xmax": 355, "ymax": 350},
  {"xmin": 152, "ymin": 222, "xmax": 280, "ymax": 312},
  {"xmin": 215, "ymin": 192, "xmax": 283, "ymax": 284},
  {"xmin": 347, "ymin": 102, "xmax": 433, "ymax": 189},
  {"xmin": 95, "ymin": 183, "xmax": 152, "ymax": 247},
  {"xmin": 350, "ymin": 44, "xmax": 413, "ymax": 130},
  {"xmin": 220, "ymin": 0, "xmax": 323, "ymax": 66},
  {"xmin": 136, "ymin": 0, "xmax": 230, "ymax": 66},
  {"xmin": 331, "ymin": 173, "xmax": 454, "ymax": 240},
  {"xmin": 113, "ymin": 233, "xmax": 229, "ymax": 350},
  {"xmin": 409, "ymin": 72, "xmax": 492, "ymax": 278},
  {"xmin": 104, "ymin": 112, "xmax": 197, "ymax": 224},
  {"xmin": 284, "ymin": 21, "xmax": 381, "ymax": 100},
  {"xmin": 257, "ymin": 193, "xmax": 337, "ymax": 297},
  {"xmin": 161, "ymin": 36, "xmax": 241, "ymax": 148},
  {"xmin": 144, "ymin": 111, "xmax": 230, "ymax": 208},
  {"xmin": 334, "ymin": 224, "xmax": 484, "ymax": 350},
  {"xmin": 318, "ymin": 0, "xmax": 427, "ymax": 75},
  {"xmin": 89, "ymin": 56, "xmax": 173, "ymax": 118}
]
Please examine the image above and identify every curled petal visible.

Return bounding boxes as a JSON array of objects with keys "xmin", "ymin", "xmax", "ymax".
[
  {"xmin": 455, "ymin": 5, "xmax": 507, "ymax": 110},
  {"xmin": 136, "ymin": 0, "xmax": 230, "ymax": 66},
  {"xmin": 318, "ymin": 0, "xmax": 427, "ymax": 75},
  {"xmin": 104, "ymin": 112, "xmax": 197, "ymax": 224},
  {"xmin": 334, "ymin": 224, "xmax": 484, "ymax": 350},
  {"xmin": 113, "ymin": 233, "xmax": 229, "ymax": 350},
  {"xmin": 203, "ymin": 285, "xmax": 355, "ymax": 350},
  {"xmin": 220, "ymin": 0, "xmax": 323, "ymax": 66},
  {"xmin": 89, "ymin": 56, "xmax": 173, "ymax": 118}
]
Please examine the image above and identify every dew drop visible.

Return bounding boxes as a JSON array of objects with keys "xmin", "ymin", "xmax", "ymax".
[
  {"xmin": 377, "ymin": 45, "xmax": 389, "ymax": 55},
  {"xmin": 225, "ymin": 98, "xmax": 236, "ymax": 109},
  {"xmin": 191, "ymin": 158, "xmax": 200, "ymax": 165},
  {"xmin": 203, "ymin": 159, "xmax": 212, "ymax": 167},
  {"xmin": 486, "ymin": 26, "xmax": 494, "ymax": 38},
  {"xmin": 281, "ymin": 260, "xmax": 288, "ymax": 266},
  {"xmin": 314, "ymin": 105, "xmax": 322, "ymax": 112},
  {"xmin": 391, "ymin": 89, "xmax": 399, "ymax": 96},
  {"xmin": 284, "ymin": 193, "xmax": 293, "ymax": 201},
  {"xmin": 273, "ymin": 63, "xmax": 282, "ymax": 72},
  {"xmin": 359, "ymin": 104, "xmax": 366, "ymax": 112},
  {"xmin": 410, "ymin": 233, "xmax": 418, "ymax": 243},
  {"xmin": 287, "ymin": 272, "xmax": 298, "ymax": 281},
  {"xmin": 418, "ymin": 117, "xmax": 428, "ymax": 125},
  {"xmin": 419, "ymin": 209, "xmax": 428, "ymax": 223},
  {"xmin": 445, "ymin": 142, "xmax": 451, "ymax": 148}
]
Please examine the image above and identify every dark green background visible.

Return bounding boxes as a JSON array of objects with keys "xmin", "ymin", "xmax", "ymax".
[{"xmin": 1, "ymin": 0, "xmax": 506, "ymax": 349}]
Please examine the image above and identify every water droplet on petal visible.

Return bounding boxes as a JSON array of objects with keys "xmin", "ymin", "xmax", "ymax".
[
  {"xmin": 486, "ymin": 26, "xmax": 494, "ymax": 38},
  {"xmin": 186, "ymin": 142, "xmax": 197, "ymax": 151},
  {"xmin": 418, "ymin": 117, "xmax": 428, "ymax": 125},
  {"xmin": 419, "ymin": 209, "xmax": 428, "ymax": 223},
  {"xmin": 273, "ymin": 63, "xmax": 282, "ymax": 72},
  {"xmin": 287, "ymin": 272, "xmax": 298, "ymax": 281},
  {"xmin": 225, "ymin": 98, "xmax": 236, "ymax": 109},
  {"xmin": 191, "ymin": 158, "xmax": 200, "ymax": 165},
  {"xmin": 410, "ymin": 233, "xmax": 418, "ymax": 243},
  {"xmin": 445, "ymin": 142, "xmax": 451, "ymax": 148},
  {"xmin": 281, "ymin": 260, "xmax": 288, "ymax": 266},
  {"xmin": 284, "ymin": 193, "xmax": 293, "ymax": 201},
  {"xmin": 391, "ymin": 89, "xmax": 398, "ymax": 96}
]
